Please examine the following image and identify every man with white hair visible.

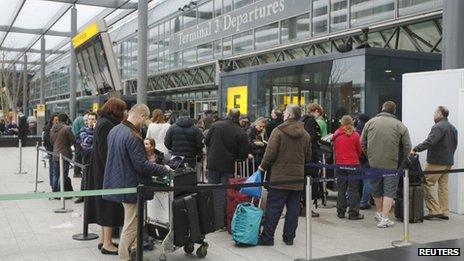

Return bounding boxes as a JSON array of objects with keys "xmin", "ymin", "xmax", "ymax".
[{"xmin": 103, "ymin": 103, "xmax": 171, "ymax": 260}]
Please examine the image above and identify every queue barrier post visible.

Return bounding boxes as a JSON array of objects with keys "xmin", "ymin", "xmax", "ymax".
[
  {"xmin": 54, "ymin": 153, "xmax": 73, "ymax": 213},
  {"xmin": 32, "ymin": 142, "xmax": 45, "ymax": 192},
  {"xmin": 136, "ymin": 185, "xmax": 145, "ymax": 261},
  {"xmin": 295, "ymin": 175, "xmax": 312, "ymax": 261},
  {"xmin": 320, "ymin": 153, "xmax": 335, "ymax": 208},
  {"xmin": 392, "ymin": 169, "xmax": 413, "ymax": 247},
  {"xmin": 15, "ymin": 139, "xmax": 27, "ymax": 174},
  {"xmin": 72, "ymin": 166, "xmax": 98, "ymax": 241}
]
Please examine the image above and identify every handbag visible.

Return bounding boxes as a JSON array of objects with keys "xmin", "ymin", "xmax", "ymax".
[{"xmin": 239, "ymin": 170, "xmax": 262, "ymax": 198}]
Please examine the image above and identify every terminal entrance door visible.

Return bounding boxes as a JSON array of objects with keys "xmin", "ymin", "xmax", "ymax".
[{"xmin": 194, "ymin": 100, "xmax": 217, "ymax": 119}]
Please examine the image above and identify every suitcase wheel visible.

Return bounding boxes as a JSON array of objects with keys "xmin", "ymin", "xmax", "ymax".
[
  {"xmin": 184, "ymin": 243, "xmax": 194, "ymax": 254},
  {"xmin": 159, "ymin": 253, "xmax": 167, "ymax": 261},
  {"xmin": 196, "ymin": 242, "xmax": 208, "ymax": 258}
]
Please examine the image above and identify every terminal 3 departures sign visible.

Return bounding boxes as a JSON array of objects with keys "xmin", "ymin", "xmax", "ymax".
[
  {"xmin": 227, "ymin": 86, "xmax": 248, "ymax": 114},
  {"xmin": 169, "ymin": 0, "xmax": 310, "ymax": 52}
]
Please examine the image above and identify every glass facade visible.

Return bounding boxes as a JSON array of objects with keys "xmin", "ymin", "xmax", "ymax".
[
  {"xmin": 111, "ymin": 0, "xmax": 442, "ymax": 80},
  {"xmin": 220, "ymin": 49, "xmax": 440, "ymax": 128}
]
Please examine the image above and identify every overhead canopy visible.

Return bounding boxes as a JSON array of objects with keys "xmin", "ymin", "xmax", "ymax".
[{"xmin": 0, "ymin": 0, "xmax": 162, "ymax": 71}]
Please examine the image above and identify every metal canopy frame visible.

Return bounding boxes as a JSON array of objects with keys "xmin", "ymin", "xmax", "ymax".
[{"xmin": 0, "ymin": 0, "xmax": 140, "ymax": 68}]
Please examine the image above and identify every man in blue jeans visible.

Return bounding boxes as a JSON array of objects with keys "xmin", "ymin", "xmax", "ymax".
[
  {"xmin": 258, "ymin": 104, "xmax": 311, "ymax": 246},
  {"xmin": 205, "ymin": 109, "xmax": 249, "ymax": 223}
]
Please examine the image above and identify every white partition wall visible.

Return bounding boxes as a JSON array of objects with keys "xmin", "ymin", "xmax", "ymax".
[{"xmin": 402, "ymin": 69, "xmax": 464, "ymax": 214}]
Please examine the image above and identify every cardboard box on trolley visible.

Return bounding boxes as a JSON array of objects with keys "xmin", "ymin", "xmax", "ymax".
[{"xmin": 402, "ymin": 69, "xmax": 464, "ymax": 215}]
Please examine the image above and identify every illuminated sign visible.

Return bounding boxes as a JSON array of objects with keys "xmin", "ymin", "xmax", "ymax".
[
  {"xmin": 72, "ymin": 22, "xmax": 100, "ymax": 49},
  {"xmin": 92, "ymin": 103, "xmax": 100, "ymax": 112},
  {"xmin": 37, "ymin": 104, "xmax": 45, "ymax": 117},
  {"xmin": 227, "ymin": 86, "xmax": 248, "ymax": 114}
]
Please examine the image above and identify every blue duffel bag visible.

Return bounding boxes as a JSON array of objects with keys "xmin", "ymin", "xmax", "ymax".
[{"xmin": 231, "ymin": 202, "xmax": 263, "ymax": 246}]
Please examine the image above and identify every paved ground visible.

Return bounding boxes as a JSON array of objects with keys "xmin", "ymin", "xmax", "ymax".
[{"xmin": 1, "ymin": 146, "xmax": 464, "ymax": 261}]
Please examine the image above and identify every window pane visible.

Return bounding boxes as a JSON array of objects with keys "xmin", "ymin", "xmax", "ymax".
[
  {"xmin": 214, "ymin": 0, "xmax": 222, "ymax": 17},
  {"xmin": 255, "ymin": 23, "xmax": 279, "ymax": 50},
  {"xmin": 281, "ymin": 13, "xmax": 310, "ymax": 43},
  {"xmin": 224, "ymin": 0, "xmax": 233, "ymax": 13},
  {"xmin": 198, "ymin": 1, "xmax": 213, "ymax": 24},
  {"xmin": 233, "ymin": 30, "xmax": 253, "ymax": 54},
  {"xmin": 398, "ymin": 0, "xmax": 442, "ymax": 16},
  {"xmin": 172, "ymin": 17, "xmax": 182, "ymax": 33},
  {"xmin": 183, "ymin": 48, "xmax": 197, "ymax": 67},
  {"xmin": 198, "ymin": 42, "xmax": 213, "ymax": 62},
  {"xmin": 313, "ymin": 0, "xmax": 328, "ymax": 35},
  {"xmin": 213, "ymin": 39, "xmax": 222, "ymax": 58},
  {"xmin": 223, "ymin": 37, "xmax": 232, "ymax": 57},
  {"xmin": 351, "ymin": 0, "xmax": 395, "ymax": 27},
  {"xmin": 331, "ymin": 0, "xmax": 348, "ymax": 31},
  {"xmin": 170, "ymin": 52, "xmax": 181, "ymax": 69},
  {"xmin": 234, "ymin": 0, "xmax": 253, "ymax": 9},
  {"xmin": 183, "ymin": 9, "xmax": 197, "ymax": 29}
]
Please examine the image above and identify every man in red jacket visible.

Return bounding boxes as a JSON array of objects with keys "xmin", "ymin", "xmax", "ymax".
[{"xmin": 332, "ymin": 115, "xmax": 364, "ymax": 220}]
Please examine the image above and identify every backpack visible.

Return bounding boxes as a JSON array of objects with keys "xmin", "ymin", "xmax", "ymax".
[{"xmin": 231, "ymin": 202, "xmax": 263, "ymax": 246}]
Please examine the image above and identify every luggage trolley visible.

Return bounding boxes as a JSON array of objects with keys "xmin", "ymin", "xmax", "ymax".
[{"xmin": 146, "ymin": 157, "xmax": 209, "ymax": 261}]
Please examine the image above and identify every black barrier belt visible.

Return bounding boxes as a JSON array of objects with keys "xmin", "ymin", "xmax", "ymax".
[
  {"xmin": 142, "ymin": 179, "xmax": 307, "ymax": 193},
  {"xmin": 305, "ymin": 162, "xmax": 464, "ymax": 176},
  {"xmin": 61, "ymin": 155, "xmax": 88, "ymax": 169}
]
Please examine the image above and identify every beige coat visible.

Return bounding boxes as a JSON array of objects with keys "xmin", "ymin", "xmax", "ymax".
[
  {"xmin": 260, "ymin": 119, "xmax": 311, "ymax": 191},
  {"xmin": 361, "ymin": 112, "xmax": 412, "ymax": 169}
]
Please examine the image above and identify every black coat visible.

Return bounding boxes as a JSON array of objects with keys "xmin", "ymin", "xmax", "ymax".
[
  {"xmin": 301, "ymin": 115, "xmax": 321, "ymax": 162},
  {"xmin": 43, "ymin": 123, "xmax": 54, "ymax": 152},
  {"xmin": 85, "ymin": 112, "xmax": 124, "ymax": 227},
  {"xmin": 164, "ymin": 117, "xmax": 204, "ymax": 166},
  {"xmin": 266, "ymin": 117, "xmax": 283, "ymax": 137},
  {"xmin": 247, "ymin": 127, "xmax": 266, "ymax": 162},
  {"xmin": 205, "ymin": 120, "xmax": 249, "ymax": 173}
]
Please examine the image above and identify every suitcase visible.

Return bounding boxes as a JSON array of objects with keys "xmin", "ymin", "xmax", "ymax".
[
  {"xmin": 173, "ymin": 193, "xmax": 202, "ymax": 247},
  {"xmin": 232, "ymin": 202, "xmax": 263, "ymax": 246},
  {"xmin": 226, "ymin": 178, "xmax": 251, "ymax": 233},
  {"xmin": 197, "ymin": 187, "xmax": 225, "ymax": 234},
  {"xmin": 172, "ymin": 167, "xmax": 197, "ymax": 197},
  {"xmin": 395, "ymin": 185, "xmax": 424, "ymax": 223}
]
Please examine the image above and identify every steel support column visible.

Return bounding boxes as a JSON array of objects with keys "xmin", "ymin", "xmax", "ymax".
[
  {"xmin": 137, "ymin": 0, "xmax": 148, "ymax": 104},
  {"xmin": 22, "ymin": 54, "xmax": 27, "ymax": 117},
  {"xmin": 443, "ymin": 1, "xmax": 464, "ymax": 69},
  {"xmin": 69, "ymin": 5, "xmax": 77, "ymax": 120},
  {"xmin": 40, "ymin": 37, "xmax": 45, "ymax": 104}
]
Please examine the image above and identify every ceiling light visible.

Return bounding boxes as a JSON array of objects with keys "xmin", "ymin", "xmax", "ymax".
[{"xmin": 385, "ymin": 70, "xmax": 392, "ymax": 73}]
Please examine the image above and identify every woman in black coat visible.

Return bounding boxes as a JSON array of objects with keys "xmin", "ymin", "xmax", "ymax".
[{"xmin": 84, "ymin": 98, "xmax": 127, "ymax": 254}]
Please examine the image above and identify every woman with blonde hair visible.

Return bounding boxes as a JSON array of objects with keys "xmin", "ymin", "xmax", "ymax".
[
  {"xmin": 332, "ymin": 115, "xmax": 364, "ymax": 220},
  {"xmin": 247, "ymin": 117, "xmax": 267, "ymax": 169},
  {"xmin": 146, "ymin": 109, "xmax": 170, "ymax": 154}
]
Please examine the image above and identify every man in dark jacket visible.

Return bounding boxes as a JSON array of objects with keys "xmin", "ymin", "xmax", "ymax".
[
  {"xmin": 103, "ymin": 104, "xmax": 170, "ymax": 260},
  {"xmin": 266, "ymin": 108, "xmax": 283, "ymax": 137},
  {"xmin": 258, "ymin": 104, "xmax": 311, "ymax": 246},
  {"xmin": 164, "ymin": 110, "xmax": 204, "ymax": 167},
  {"xmin": 50, "ymin": 113, "xmax": 75, "ymax": 192},
  {"xmin": 300, "ymin": 106, "xmax": 322, "ymax": 217},
  {"xmin": 205, "ymin": 109, "xmax": 249, "ymax": 220},
  {"xmin": 43, "ymin": 113, "xmax": 59, "ymax": 190},
  {"xmin": 412, "ymin": 106, "xmax": 458, "ymax": 220}
]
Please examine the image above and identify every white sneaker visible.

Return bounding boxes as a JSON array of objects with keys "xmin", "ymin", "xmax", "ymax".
[
  {"xmin": 374, "ymin": 212, "xmax": 383, "ymax": 223},
  {"xmin": 377, "ymin": 218, "xmax": 394, "ymax": 228}
]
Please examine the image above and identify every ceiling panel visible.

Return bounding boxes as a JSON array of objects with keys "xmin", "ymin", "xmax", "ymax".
[
  {"xmin": 14, "ymin": 0, "xmax": 66, "ymax": 29},
  {"xmin": 0, "ymin": 0, "xmax": 22, "ymax": 25}
]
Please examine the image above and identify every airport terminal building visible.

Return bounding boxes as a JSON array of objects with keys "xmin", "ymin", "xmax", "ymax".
[{"xmin": 28, "ymin": 0, "xmax": 443, "ymax": 123}]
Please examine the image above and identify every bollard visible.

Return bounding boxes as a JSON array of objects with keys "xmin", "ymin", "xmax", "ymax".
[
  {"xmin": 136, "ymin": 186, "xmax": 145, "ymax": 261},
  {"xmin": 54, "ymin": 154, "xmax": 73, "ymax": 213},
  {"xmin": 15, "ymin": 139, "xmax": 27, "ymax": 174},
  {"xmin": 32, "ymin": 142, "xmax": 45, "ymax": 192},
  {"xmin": 73, "ymin": 166, "xmax": 98, "ymax": 241},
  {"xmin": 296, "ymin": 175, "xmax": 312, "ymax": 261},
  {"xmin": 392, "ymin": 169, "xmax": 413, "ymax": 247}
]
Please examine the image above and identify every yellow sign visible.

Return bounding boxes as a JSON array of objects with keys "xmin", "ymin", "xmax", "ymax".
[
  {"xmin": 92, "ymin": 103, "xmax": 100, "ymax": 112},
  {"xmin": 284, "ymin": 96, "xmax": 305, "ymax": 105},
  {"xmin": 37, "ymin": 104, "xmax": 45, "ymax": 117},
  {"xmin": 72, "ymin": 22, "xmax": 100, "ymax": 48},
  {"xmin": 227, "ymin": 86, "xmax": 248, "ymax": 114}
]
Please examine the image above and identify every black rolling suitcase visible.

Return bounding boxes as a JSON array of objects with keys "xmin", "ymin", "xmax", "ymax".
[
  {"xmin": 197, "ymin": 188, "xmax": 225, "ymax": 234},
  {"xmin": 173, "ymin": 193, "xmax": 202, "ymax": 247},
  {"xmin": 395, "ymin": 185, "xmax": 424, "ymax": 223}
]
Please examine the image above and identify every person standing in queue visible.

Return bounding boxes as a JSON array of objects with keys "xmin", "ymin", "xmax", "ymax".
[
  {"xmin": 43, "ymin": 113, "xmax": 59, "ymax": 191},
  {"xmin": 266, "ymin": 108, "xmax": 283, "ymax": 137},
  {"xmin": 258, "ymin": 104, "xmax": 311, "ymax": 246},
  {"xmin": 412, "ymin": 106, "xmax": 457, "ymax": 220},
  {"xmin": 103, "ymin": 104, "xmax": 171, "ymax": 260},
  {"xmin": 85, "ymin": 98, "xmax": 127, "ymax": 254},
  {"xmin": 205, "ymin": 108, "xmax": 249, "ymax": 224},
  {"xmin": 333, "ymin": 115, "xmax": 364, "ymax": 220}
]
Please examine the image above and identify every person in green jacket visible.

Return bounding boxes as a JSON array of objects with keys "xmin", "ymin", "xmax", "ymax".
[{"xmin": 308, "ymin": 103, "xmax": 328, "ymax": 137}]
